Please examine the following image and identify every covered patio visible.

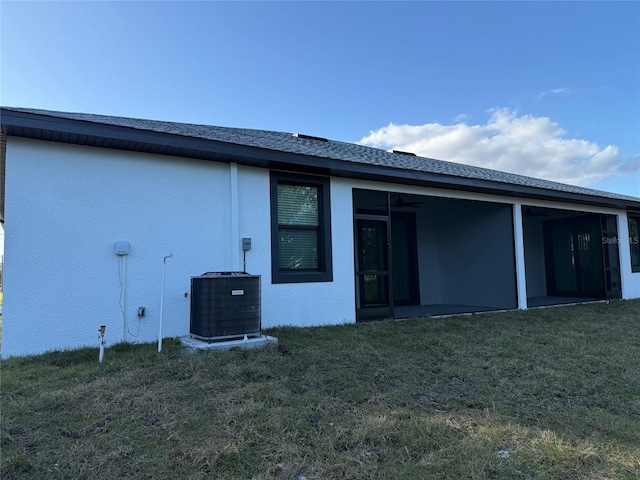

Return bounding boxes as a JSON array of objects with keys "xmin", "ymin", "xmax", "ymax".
[
  {"xmin": 522, "ymin": 206, "xmax": 621, "ymax": 308},
  {"xmin": 353, "ymin": 190, "xmax": 518, "ymax": 321}
]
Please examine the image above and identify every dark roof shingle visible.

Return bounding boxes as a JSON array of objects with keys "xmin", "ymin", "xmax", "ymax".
[{"xmin": 2, "ymin": 106, "xmax": 639, "ymax": 207}]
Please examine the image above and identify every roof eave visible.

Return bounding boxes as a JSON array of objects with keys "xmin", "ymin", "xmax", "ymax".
[{"xmin": 2, "ymin": 108, "xmax": 639, "ymax": 211}]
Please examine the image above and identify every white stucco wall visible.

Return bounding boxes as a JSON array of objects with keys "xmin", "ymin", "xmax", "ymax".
[
  {"xmin": 237, "ymin": 169, "xmax": 355, "ymax": 329},
  {"xmin": 617, "ymin": 211, "xmax": 640, "ymax": 299},
  {"xmin": 2, "ymin": 139, "xmax": 355, "ymax": 357},
  {"xmin": 3, "ymin": 139, "xmax": 229, "ymax": 356}
]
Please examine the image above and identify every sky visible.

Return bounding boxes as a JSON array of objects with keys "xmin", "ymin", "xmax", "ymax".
[{"xmin": 1, "ymin": 1, "xmax": 639, "ymax": 200}]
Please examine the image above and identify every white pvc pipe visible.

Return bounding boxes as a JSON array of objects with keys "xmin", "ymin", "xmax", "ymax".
[
  {"xmin": 121, "ymin": 255, "xmax": 127, "ymax": 342},
  {"xmin": 99, "ymin": 342, "xmax": 105, "ymax": 363},
  {"xmin": 158, "ymin": 254, "xmax": 172, "ymax": 352}
]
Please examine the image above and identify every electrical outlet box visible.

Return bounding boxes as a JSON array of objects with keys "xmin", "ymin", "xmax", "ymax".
[
  {"xmin": 114, "ymin": 241, "xmax": 130, "ymax": 256},
  {"xmin": 242, "ymin": 237, "xmax": 252, "ymax": 251}
]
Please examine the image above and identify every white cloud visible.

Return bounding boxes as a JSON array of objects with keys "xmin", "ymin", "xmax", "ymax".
[
  {"xmin": 550, "ymin": 88, "xmax": 571, "ymax": 94},
  {"xmin": 358, "ymin": 109, "xmax": 633, "ymax": 187},
  {"xmin": 536, "ymin": 87, "xmax": 572, "ymax": 100}
]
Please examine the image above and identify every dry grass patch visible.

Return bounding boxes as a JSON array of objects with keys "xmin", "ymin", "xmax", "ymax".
[{"xmin": 2, "ymin": 300, "xmax": 639, "ymax": 479}]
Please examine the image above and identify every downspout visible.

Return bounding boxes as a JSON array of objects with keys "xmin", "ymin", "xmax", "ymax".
[
  {"xmin": 513, "ymin": 202, "xmax": 528, "ymax": 309},
  {"xmin": 229, "ymin": 162, "xmax": 241, "ymax": 271}
]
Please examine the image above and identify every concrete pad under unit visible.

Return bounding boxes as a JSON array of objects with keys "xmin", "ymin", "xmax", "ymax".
[{"xmin": 180, "ymin": 334, "xmax": 278, "ymax": 352}]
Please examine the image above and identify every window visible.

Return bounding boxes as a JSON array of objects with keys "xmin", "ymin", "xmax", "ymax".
[
  {"xmin": 629, "ymin": 214, "xmax": 640, "ymax": 273},
  {"xmin": 270, "ymin": 172, "xmax": 332, "ymax": 283}
]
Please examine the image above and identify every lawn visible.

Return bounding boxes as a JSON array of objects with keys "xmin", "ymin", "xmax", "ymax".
[
  {"xmin": 0, "ymin": 290, "xmax": 3, "ymax": 351},
  {"xmin": 1, "ymin": 300, "xmax": 639, "ymax": 479}
]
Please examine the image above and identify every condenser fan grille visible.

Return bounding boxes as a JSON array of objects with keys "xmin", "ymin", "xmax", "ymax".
[{"xmin": 190, "ymin": 272, "xmax": 261, "ymax": 342}]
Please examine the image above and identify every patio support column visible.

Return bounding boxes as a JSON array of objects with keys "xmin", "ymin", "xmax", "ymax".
[
  {"xmin": 513, "ymin": 202, "xmax": 528, "ymax": 309},
  {"xmin": 229, "ymin": 162, "xmax": 241, "ymax": 271},
  {"xmin": 617, "ymin": 211, "xmax": 632, "ymax": 299}
]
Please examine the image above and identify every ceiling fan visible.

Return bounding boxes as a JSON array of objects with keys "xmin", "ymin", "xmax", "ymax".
[
  {"xmin": 523, "ymin": 207, "xmax": 550, "ymax": 217},
  {"xmin": 392, "ymin": 196, "xmax": 424, "ymax": 208},
  {"xmin": 376, "ymin": 195, "xmax": 425, "ymax": 208}
]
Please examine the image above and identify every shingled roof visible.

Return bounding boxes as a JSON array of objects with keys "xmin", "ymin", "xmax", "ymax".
[{"xmin": 2, "ymin": 106, "xmax": 639, "ymax": 210}]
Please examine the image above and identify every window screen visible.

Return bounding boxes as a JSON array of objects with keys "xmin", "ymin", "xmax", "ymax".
[
  {"xmin": 270, "ymin": 173, "xmax": 332, "ymax": 283},
  {"xmin": 277, "ymin": 184, "xmax": 319, "ymax": 270}
]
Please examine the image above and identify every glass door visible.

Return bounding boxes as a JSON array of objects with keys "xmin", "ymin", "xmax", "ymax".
[
  {"xmin": 355, "ymin": 217, "xmax": 393, "ymax": 321},
  {"xmin": 544, "ymin": 216, "xmax": 606, "ymax": 298}
]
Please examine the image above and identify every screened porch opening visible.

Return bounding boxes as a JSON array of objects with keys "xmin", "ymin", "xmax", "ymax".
[
  {"xmin": 522, "ymin": 206, "xmax": 621, "ymax": 307},
  {"xmin": 353, "ymin": 190, "xmax": 518, "ymax": 321}
]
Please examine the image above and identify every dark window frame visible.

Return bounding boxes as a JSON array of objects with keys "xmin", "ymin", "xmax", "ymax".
[
  {"xmin": 270, "ymin": 171, "xmax": 333, "ymax": 284},
  {"xmin": 629, "ymin": 213, "xmax": 640, "ymax": 273}
]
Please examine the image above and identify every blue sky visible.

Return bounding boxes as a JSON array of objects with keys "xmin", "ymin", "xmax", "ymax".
[{"xmin": 1, "ymin": 1, "xmax": 639, "ymax": 197}]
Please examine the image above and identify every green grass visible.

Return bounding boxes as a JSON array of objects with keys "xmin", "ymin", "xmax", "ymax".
[
  {"xmin": 0, "ymin": 290, "xmax": 3, "ymax": 351},
  {"xmin": 2, "ymin": 300, "xmax": 639, "ymax": 479}
]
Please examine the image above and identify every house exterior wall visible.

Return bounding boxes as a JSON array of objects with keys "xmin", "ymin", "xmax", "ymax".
[
  {"xmin": 2, "ymin": 138, "xmax": 638, "ymax": 357},
  {"xmin": 236, "ymin": 169, "xmax": 356, "ymax": 329},
  {"xmin": 617, "ymin": 211, "xmax": 640, "ymax": 299},
  {"xmin": 2, "ymin": 139, "xmax": 355, "ymax": 357},
  {"xmin": 3, "ymin": 138, "xmax": 231, "ymax": 357}
]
